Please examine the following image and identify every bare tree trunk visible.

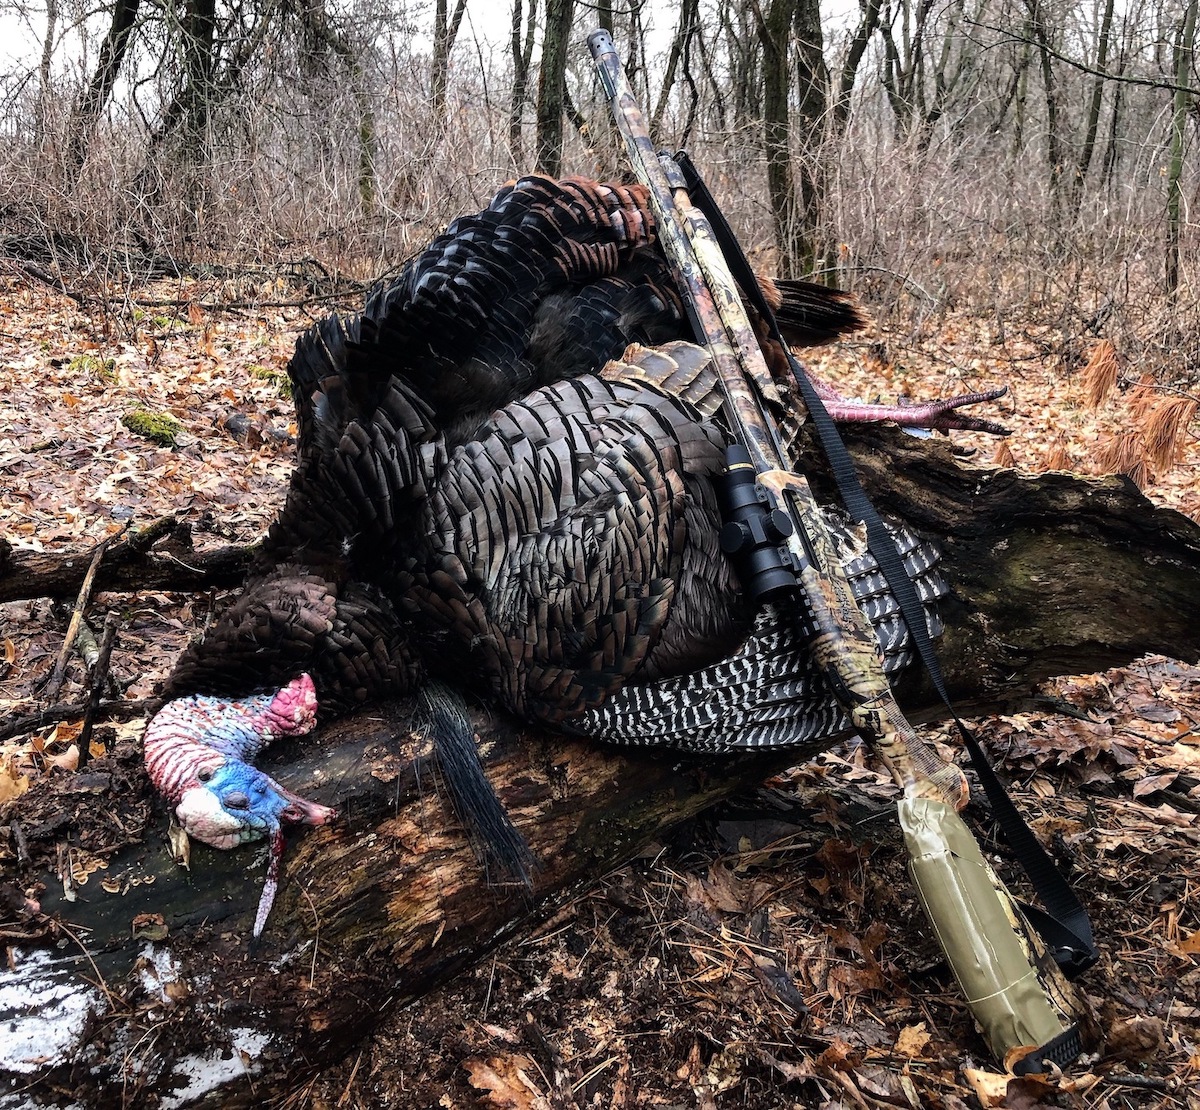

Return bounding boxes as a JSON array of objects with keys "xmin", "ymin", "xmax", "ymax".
[
  {"xmin": 294, "ymin": 0, "xmax": 379, "ymax": 214},
  {"xmin": 833, "ymin": 0, "xmax": 883, "ymax": 137},
  {"xmin": 694, "ymin": 19, "xmax": 727, "ymax": 133},
  {"xmin": 432, "ymin": 0, "xmax": 469, "ymax": 124},
  {"xmin": 650, "ymin": 0, "xmax": 700, "ymax": 136},
  {"xmin": 133, "ymin": 0, "xmax": 284, "ymax": 218},
  {"xmin": 916, "ymin": 0, "xmax": 973, "ymax": 152},
  {"xmin": 180, "ymin": 0, "xmax": 218, "ymax": 172},
  {"xmin": 535, "ymin": 0, "xmax": 574, "ymax": 176},
  {"xmin": 757, "ymin": 0, "xmax": 801, "ymax": 274},
  {"xmin": 35, "ymin": 0, "xmax": 59, "ymax": 148},
  {"xmin": 988, "ymin": 27, "xmax": 1031, "ymax": 143},
  {"xmin": 1100, "ymin": 26, "xmax": 1129, "ymax": 195},
  {"xmin": 878, "ymin": 0, "xmax": 936, "ymax": 137},
  {"xmin": 1071, "ymin": 0, "xmax": 1116, "ymax": 217},
  {"xmin": 1027, "ymin": 0, "xmax": 1066, "ymax": 212},
  {"xmin": 754, "ymin": 0, "xmax": 827, "ymax": 276},
  {"xmin": 722, "ymin": 0, "xmax": 759, "ymax": 129},
  {"xmin": 1165, "ymin": 0, "xmax": 1197, "ymax": 298},
  {"xmin": 68, "ymin": 0, "xmax": 142, "ymax": 170},
  {"xmin": 792, "ymin": 0, "xmax": 828, "ymax": 273},
  {"xmin": 508, "ymin": 0, "xmax": 538, "ymax": 164}
]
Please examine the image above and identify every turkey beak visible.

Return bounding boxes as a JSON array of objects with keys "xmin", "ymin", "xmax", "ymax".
[{"xmin": 271, "ymin": 777, "xmax": 336, "ymax": 827}]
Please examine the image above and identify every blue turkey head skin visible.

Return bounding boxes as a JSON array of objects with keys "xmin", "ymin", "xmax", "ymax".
[{"xmin": 175, "ymin": 760, "xmax": 326, "ymax": 849}]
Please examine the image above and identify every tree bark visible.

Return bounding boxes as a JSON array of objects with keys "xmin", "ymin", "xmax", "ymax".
[
  {"xmin": 1072, "ymin": 0, "xmax": 1115, "ymax": 215},
  {"xmin": 36, "ymin": 0, "xmax": 60, "ymax": 149},
  {"xmin": 432, "ymin": 0, "xmax": 470, "ymax": 124},
  {"xmin": 650, "ymin": 0, "xmax": 699, "ymax": 136},
  {"xmin": 1165, "ymin": 0, "xmax": 1197, "ymax": 298},
  {"xmin": 1027, "ymin": 0, "xmax": 1066, "ymax": 211},
  {"xmin": 294, "ymin": 0, "xmax": 379, "ymax": 213},
  {"xmin": 0, "ymin": 518, "xmax": 256, "ymax": 604},
  {"xmin": 535, "ymin": 0, "xmax": 574, "ymax": 176},
  {"xmin": 756, "ymin": 0, "xmax": 804, "ymax": 275},
  {"xmin": 68, "ymin": 0, "xmax": 142, "ymax": 170},
  {"xmin": 508, "ymin": 0, "xmax": 538, "ymax": 164},
  {"xmin": 833, "ymin": 0, "xmax": 883, "ymax": 137},
  {"xmin": 4, "ymin": 429, "xmax": 1200, "ymax": 1104}
]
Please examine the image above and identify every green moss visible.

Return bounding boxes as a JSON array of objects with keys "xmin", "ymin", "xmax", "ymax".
[
  {"xmin": 122, "ymin": 407, "xmax": 184, "ymax": 447},
  {"xmin": 248, "ymin": 364, "xmax": 292, "ymax": 400},
  {"xmin": 68, "ymin": 353, "xmax": 117, "ymax": 383},
  {"xmin": 131, "ymin": 308, "xmax": 176, "ymax": 330}
]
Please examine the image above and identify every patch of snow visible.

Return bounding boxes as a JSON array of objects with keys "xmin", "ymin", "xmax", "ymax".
[
  {"xmin": 138, "ymin": 942, "xmax": 184, "ymax": 1003},
  {"xmin": 0, "ymin": 947, "xmax": 101, "ymax": 1074},
  {"xmin": 159, "ymin": 1027, "xmax": 273, "ymax": 1109}
]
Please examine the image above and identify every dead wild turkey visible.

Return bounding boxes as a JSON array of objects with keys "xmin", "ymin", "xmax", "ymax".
[{"xmin": 143, "ymin": 176, "xmax": 1002, "ymax": 932}]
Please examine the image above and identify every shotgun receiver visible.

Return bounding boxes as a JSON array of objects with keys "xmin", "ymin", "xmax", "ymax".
[{"xmin": 588, "ymin": 29, "xmax": 1096, "ymax": 1072}]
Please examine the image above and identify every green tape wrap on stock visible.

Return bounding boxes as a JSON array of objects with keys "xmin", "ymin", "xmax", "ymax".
[{"xmin": 900, "ymin": 795, "xmax": 1092, "ymax": 1072}]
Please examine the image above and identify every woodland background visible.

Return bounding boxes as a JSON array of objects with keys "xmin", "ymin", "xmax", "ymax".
[
  {"xmin": 1, "ymin": 0, "xmax": 1199, "ymax": 1107},
  {"xmin": 0, "ymin": 0, "xmax": 1195, "ymax": 347}
]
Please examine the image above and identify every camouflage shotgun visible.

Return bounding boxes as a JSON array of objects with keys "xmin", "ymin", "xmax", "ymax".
[{"xmin": 588, "ymin": 29, "xmax": 1096, "ymax": 1072}]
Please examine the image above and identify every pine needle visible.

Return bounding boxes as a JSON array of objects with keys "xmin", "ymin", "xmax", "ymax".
[
  {"xmin": 1141, "ymin": 396, "xmax": 1197, "ymax": 473},
  {"xmin": 1094, "ymin": 429, "xmax": 1152, "ymax": 489},
  {"xmin": 1124, "ymin": 373, "xmax": 1159, "ymax": 422},
  {"xmin": 1081, "ymin": 339, "xmax": 1120, "ymax": 409},
  {"xmin": 1044, "ymin": 438, "xmax": 1072, "ymax": 472}
]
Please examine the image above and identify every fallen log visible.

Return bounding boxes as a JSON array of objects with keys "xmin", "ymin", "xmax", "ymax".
[
  {"xmin": 0, "ymin": 517, "xmax": 255, "ymax": 604},
  {"xmin": 2, "ymin": 428, "xmax": 1199, "ymax": 1108}
]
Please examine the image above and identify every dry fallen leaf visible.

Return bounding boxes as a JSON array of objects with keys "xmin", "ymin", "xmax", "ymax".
[
  {"xmin": 0, "ymin": 760, "xmax": 30, "ymax": 804},
  {"xmin": 962, "ymin": 1067, "xmax": 1008, "ymax": 1107},
  {"xmin": 893, "ymin": 1022, "xmax": 931, "ymax": 1058},
  {"xmin": 1133, "ymin": 771, "xmax": 1179, "ymax": 797},
  {"xmin": 1179, "ymin": 928, "xmax": 1200, "ymax": 955},
  {"xmin": 463, "ymin": 1054, "xmax": 549, "ymax": 1110},
  {"xmin": 50, "ymin": 743, "xmax": 79, "ymax": 771}
]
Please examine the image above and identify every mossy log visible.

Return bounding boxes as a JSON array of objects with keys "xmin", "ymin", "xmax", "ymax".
[{"xmin": 2, "ymin": 428, "xmax": 1200, "ymax": 1108}]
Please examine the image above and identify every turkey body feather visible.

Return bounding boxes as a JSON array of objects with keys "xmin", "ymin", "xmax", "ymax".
[{"xmin": 143, "ymin": 174, "xmax": 974, "ymax": 935}]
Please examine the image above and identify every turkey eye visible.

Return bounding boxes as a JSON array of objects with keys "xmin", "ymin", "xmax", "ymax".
[
  {"xmin": 225, "ymin": 791, "xmax": 250, "ymax": 810},
  {"xmin": 198, "ymin": 768, "xmax": 213, "ymax": 783}
]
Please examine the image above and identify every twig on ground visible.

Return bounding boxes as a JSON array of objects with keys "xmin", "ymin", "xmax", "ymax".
[
  {"xmin": 14, "ymin": 262, "xmax": 88, "ymax": 306},
  {"xmin": 0, "ymin": 696, "xmax": 159, "ymax": 744},
  {"xmin": 44, "ymin": 527, "xmax": 126, "ymax": 701},
  {"xmin": 77, "ymin": 612, "xmax": 122, "ymax": 768}
]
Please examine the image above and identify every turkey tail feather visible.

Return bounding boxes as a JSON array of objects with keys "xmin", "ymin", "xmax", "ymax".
[{"xmin": 770, "ymin": 278, "xmax": 869, "ymax": 348}]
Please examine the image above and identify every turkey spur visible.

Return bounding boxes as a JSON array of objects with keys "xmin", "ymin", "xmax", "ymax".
[{"xmin": 144, "ymin": 175, "xmax": 997, "ymax": 933}]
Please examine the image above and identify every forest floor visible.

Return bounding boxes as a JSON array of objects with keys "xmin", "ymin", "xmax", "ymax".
[{"xmin": 1, "ymin": 260, "xmax": 1199, "ymax": 1109}]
